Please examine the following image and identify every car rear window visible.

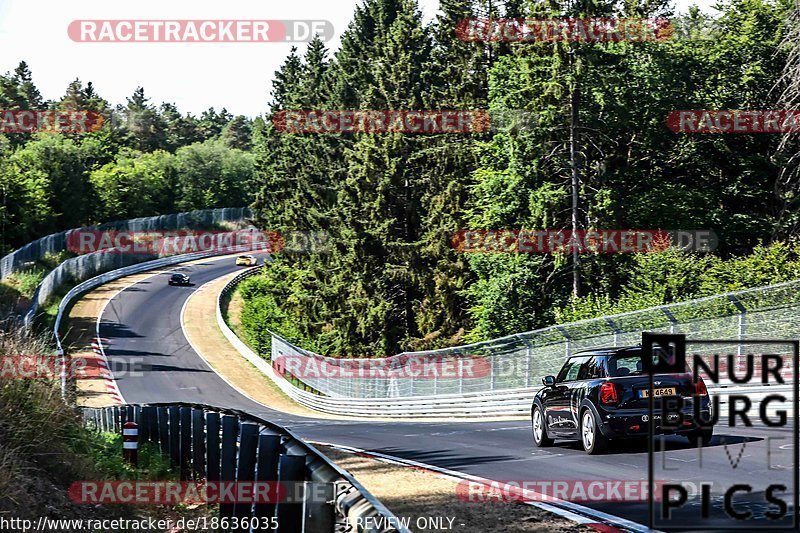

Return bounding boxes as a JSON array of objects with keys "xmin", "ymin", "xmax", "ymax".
[
  {"xmin": 607, "ymin": 352, "xmax": 691, "ymax": 377},
  {"xmin": 607, "ymin": 355, "xmax": 645, "ymax": 377}
]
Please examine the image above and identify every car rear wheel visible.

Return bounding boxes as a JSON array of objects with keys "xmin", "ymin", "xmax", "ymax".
[
  {"xmin": 532, "ymin": 406, "xmax": 554, "ymax": 447},
  {"xmin": 581, "ymin": 408, "xmax": 608, "ymax": 455}
]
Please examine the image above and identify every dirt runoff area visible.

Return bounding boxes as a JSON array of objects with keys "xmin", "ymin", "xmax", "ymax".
[{"xmin": 316, "ymin": 445, "xmax": 589, "ymax": 533}]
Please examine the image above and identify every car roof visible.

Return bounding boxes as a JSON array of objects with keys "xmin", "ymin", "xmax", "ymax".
[{"xmin": 569, "ymin": 346, "xmax": 641, "ymax": 359}]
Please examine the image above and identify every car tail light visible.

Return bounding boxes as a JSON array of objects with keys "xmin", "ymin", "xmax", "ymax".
[
  {"xmin": 694, "ymin": 378, "xmax": 708, "ymax": 396},
  {"xmin": 600, "ymin": 382, "xmax": 619, "ymax": 405}
]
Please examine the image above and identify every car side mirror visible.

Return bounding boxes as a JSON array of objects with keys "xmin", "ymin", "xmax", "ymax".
[{"xmin": 542, "ymin": 375, "xmax": 555, "ymax": 387}]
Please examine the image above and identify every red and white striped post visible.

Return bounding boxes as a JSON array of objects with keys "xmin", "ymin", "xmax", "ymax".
[{"xmin": 123, "ymin": 421, "xmax": 139, "ymax": 467}]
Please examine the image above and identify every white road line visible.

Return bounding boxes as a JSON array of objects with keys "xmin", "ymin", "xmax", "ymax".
[{"xmin": 310, "ymin": 440, "xmax": 657, "ymax": 533}]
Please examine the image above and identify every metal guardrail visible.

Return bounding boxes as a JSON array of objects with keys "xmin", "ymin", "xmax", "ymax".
[
  {"xmin": 219, "ymin": 271, "xmax": 797, "ymax": 418},
  {"xmin": 82, "ymin": 403, "xmax": 408, "ymax": 533},
  {"xmin": 24, "ymin": 208, "xmax": 254, "ymax": 328},
  {"xmin": 2, "ymin": 207, "xmax": 251, "ymax": 280}
]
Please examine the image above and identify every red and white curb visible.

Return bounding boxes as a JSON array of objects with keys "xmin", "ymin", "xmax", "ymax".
[
  {"xmin": 89, "ymin": 336, "xmax": 123, "ymax": 404},
  {"xmin": 310, "ymin": 441, "xmax": 655, "ymax": 533}
]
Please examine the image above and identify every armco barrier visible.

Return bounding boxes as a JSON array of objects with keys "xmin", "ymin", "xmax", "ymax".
[
  {"xmin": 2, "ymin": 207, "xmax": 251, "ymax": 280},
  {"xmin": 22, "ymin": 208, "xmax": 253, "ymax": 328},
  {"xmin": 218, "ymin": 270, "xmax": 796, "ymax": 418},
  {"xmin": 81, "ymin": 403, "xmax": 407, "ymax": 533}
]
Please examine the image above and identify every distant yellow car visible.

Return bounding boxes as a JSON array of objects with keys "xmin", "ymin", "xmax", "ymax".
[{"xmin": 236, "ymin": 254, "xmax": 258, "ymax": 266}]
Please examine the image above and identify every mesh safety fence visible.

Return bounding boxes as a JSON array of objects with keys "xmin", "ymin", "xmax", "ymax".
[{"xmin": 269, "ymin": 280, "xmax": 800, "ymax": 398}]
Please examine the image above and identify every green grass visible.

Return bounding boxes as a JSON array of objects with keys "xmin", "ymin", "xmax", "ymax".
[
  {"xmin": 88, "ymin": 433, "xmax": 177, "ymax": 481},
  {"xmin": 3, "ymin": 267, "xmax": 47, "ymax": 299}
]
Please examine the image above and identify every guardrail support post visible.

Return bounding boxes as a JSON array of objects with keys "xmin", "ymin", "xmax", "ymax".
[
  {"xmin": 255, "ymin": 434, "xmax": 281, "ymax": 520},
  {"xmin": 179, "ymin": 407, "xmax": 192, "ymax": 481},
  {"xmin": 276, "ymin": 454, "xmax": 305, "ymax": 533},
  {"xmin": 302, "ymin": 482, "xmax": 335, "ymax": 533},
  {"xmin": 113, "ymin": 406, "xmax": 121, "ymax": 433},
  {"xmin": 206, "ymin": 412, "xmax": 221, "ymax": 482},
  {"xmin": 489, "ymin": 355, "xmax": 495, "ymax": 390},
  {"xmin": 557, "ymin": 326, "xmax": 572, "ymax": 358},
  {"xmin": 138, "ymin": 407, "xmax": 148, "ymax": 443},
  {"xmin": 101, "ymin": 409, "xmax": 110, "ymax": 432},
  {"xmin": 142, "ymin": 406, "xmax": 157, "ymax": 444},
  {"xmin": 458, "ymin": 357, "xmax": 464, "ymax": 394},
  {"xmin": 525, "ymin": 342, "xmax": 532, "ymax": 388},
  {"xmin": 157, "ymin": 407, "xmax": 169, "ymax": 454},
  {"xmin": 56, "ymin": 347, "xmax": 66, "ymax": 400},
  {"xmin": 235, "ymin": 423, "xmax": 260, "ymax": 519},
  {"xmin": 192, "ymin": 409, "xmax": 206, "ymax": 480},
  {"xmin": 660, "ymin": 306, "xmax": 678, "ymax": 334},
  {"xmin": 726, "ymin": 295, "xmax": 747, "ymax": 361},
  {"xmin": 220, "ymin": 415, "xmax": 239, "ymax": 520},
  {"xmin": 169, "ymin": 406, "xmax": 180, "ymax": 467},
  {"xmin": 604, "ymin": 318, "xmax": 621, "ymax": 347}
]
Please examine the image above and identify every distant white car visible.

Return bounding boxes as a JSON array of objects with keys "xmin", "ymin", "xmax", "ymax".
[{"xmin": 236, "ymin": 254, "xmax": 258, "ymax": 266}]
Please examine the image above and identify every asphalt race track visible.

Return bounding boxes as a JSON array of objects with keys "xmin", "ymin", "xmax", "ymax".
[{"xmin": 98, "ymin": 255, "xmax": 798, "ymax": 532}]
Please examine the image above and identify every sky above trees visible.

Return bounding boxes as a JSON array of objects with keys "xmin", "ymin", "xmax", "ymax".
[{"xmin": 0, "ymin": 0, "xmax": 717, "ymax": 117}]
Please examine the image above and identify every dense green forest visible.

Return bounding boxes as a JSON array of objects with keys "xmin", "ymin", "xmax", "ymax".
[
  {"xmin": 3, "ymin": 0, "xmax": 800, "ymax": 357},
  {"xmin": 243, "ymin": 0, "xmax": 800, "ymax": 356},
  {"xmin": 0, "ymin": 70, "xmax": 257, "ymax": 253}
]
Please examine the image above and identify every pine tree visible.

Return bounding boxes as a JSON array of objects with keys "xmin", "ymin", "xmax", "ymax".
[
  {"xmin": 12, "ymin": 61, "xmax": 43, "ymax": 109},
  {"xmin": 220, "ymin": 116, "xmax": 253, "ymax": 150},
  {"xmin": 124, "ymin": 87, "xmax": 167, "ymax": 151}
]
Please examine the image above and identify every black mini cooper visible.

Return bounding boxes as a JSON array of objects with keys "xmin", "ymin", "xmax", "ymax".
[
  {"xmin": 168, "ymin": 272, "xmax": 191, "ymax": 286},
  {"xmin": 532, "ymin": 347, "xmax": 713, "ymax": 454}
]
